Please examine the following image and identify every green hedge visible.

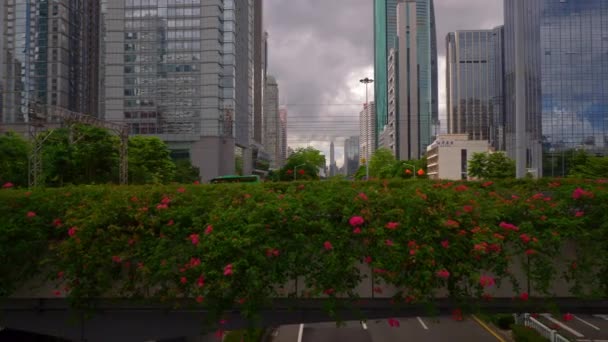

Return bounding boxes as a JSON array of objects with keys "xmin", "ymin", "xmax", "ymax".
[
  {"xmin": 1, "ymin": 179, "xmax": 607, "ymax": 325},
  {"xmin": 511, "ymin": 324, "xmax": 549, "ymax": 342}
]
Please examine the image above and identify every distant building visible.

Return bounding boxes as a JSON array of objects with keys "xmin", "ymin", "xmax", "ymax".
[
  {"xmin": 329, "ymin": 141, "xmax": 337, "ymax": 177},
  {"xmin": 379, "ymin": 48, "xmax": 398, "ymax": 156},
  {"xmin": 344, "ymin": 136, "xmax": 360, "ymax": 176},
  {"xmin": 279, "ymin": 108, "xmax": 287, "ymax": 167},
  {"xmin": 359, "ymin": 103, "xmax": 376, "ymax": 165},
  {"xmin": 264, "ymin": 75, "xmax": 280, "ymax": 168},
  {"xmin": 426, "ymin": 134, "xmax": 491, "ymax": 180}
]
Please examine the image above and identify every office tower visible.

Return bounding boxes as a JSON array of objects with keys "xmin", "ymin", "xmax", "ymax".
[
  {"xmin": 344, "ymin": 136, "xmax": 360, "ymax": 176},
  {"xmin": 504, "ymin": 0, "xmax": 608, "ymax": 177},
  {"xmin": 253, "ymin": 0, "xmax": 264, "ymax": 145},
  {"xmin": 279, "ymin": 108, "xmax": 287, "ymax": 167},
  {"xmin": 376, "ymin": 0, "xmax": 438, "ymax": 160},
  {"xmin": 1, "ymin": 1, "xmax": 99, "ymax": 124},
  {"xmin": 446, "ymin": 29, "xmax": 504, "ymax": 150},
  {"xmin": 264, "ymin": 75, "xmax": 280, "ymax": 168},
  {"xmin": 359, "ymin": 102, "xmax": 376, "ymax": 165},
  {"xmin": 329, "ymin": 140, "xmax": 336, "ymax": 177}
]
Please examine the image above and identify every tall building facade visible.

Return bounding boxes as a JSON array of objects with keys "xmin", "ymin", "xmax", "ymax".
[
  {"xmin": 446, "ymin": 29, "xmax": 503, "ymax": 149},
  {"xmin": 504, "ymin": 0, "xmax": 608, "ymax": 177},
  {"xmin": 344, "ymin": 136, "xmax": 360, "ymax": 176},
  {"xmin": 1, "ymin": 1, "xmax": 99, "ymax": 123},
  {"xmin": 359, "ymin": 102, "xmax": 376, "ymax": 164},
  {"xmin": 263, "ymin": 75, "xmax": 280, "ymax": 168},
  {"xmin": 279, "ymin": 107, "xmax": 287, "ymax": 167},
  {"xmin": 329, "ymin": 140, "xmax": 337, "ymax": 177},
  {"xmin": 253, "ymin": 0, "xmax": 265, "ymax": 145}
]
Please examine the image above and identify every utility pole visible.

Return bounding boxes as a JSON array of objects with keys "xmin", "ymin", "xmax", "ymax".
[
  {"xmin": 515, "ymin": 0, "xmax": 527, "ymax": 178},
  {"xmin": 360, "ymin": 77, "xmax": 374, "ymax": 180}
]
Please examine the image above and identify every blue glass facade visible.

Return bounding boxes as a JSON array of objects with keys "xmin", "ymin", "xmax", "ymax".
[
  {"xmin": 505, "ymin": 0, "xmax": 608, "ymax": 176},
  {"xmin": 416, "ymin": 0, "xmax": 438, "ymax": 153}
]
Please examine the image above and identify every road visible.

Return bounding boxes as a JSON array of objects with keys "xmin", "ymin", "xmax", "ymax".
[
  {"xmin": 534, "ymin": 313, "xmax": 608, "ymax": 342},
  {"xmin": 272, "ymin": 316, "xmax": 501, "ymax": 342}
]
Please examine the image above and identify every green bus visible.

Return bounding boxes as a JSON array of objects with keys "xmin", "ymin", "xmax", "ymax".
[{"xmin": 209, "ymin": 175, "xmax": 261, "ymax": 184}]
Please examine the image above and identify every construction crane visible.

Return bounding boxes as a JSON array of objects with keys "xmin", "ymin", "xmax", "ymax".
[{"xmin": 27, "ymin": 103, "xmax": 129, "ymax": 187}]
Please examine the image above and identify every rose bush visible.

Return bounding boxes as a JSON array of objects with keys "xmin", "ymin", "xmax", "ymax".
[{"xmin": 0, "ymin": 179, "xmax": 607, "ymax": 325}]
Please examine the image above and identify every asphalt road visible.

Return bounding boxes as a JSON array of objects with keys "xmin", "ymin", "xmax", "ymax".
[
  {"xmin": 273, "ymin": 316, "xmax": 500, "ymax": 342},
  {"xmin": 534, "ymin": 313, "xmax": 608, "ymax": 341}
]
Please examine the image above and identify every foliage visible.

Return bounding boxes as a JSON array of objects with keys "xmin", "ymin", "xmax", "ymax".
[
  {"xmin": 128, "ymin": 136, "xmax": 176, "ymax": 185},
  {"xmin": 468, "ymin": 152, "xmax": 516, "ymax": 179},
  {"xmin": 277, "ymin": 147, "xmax": 326, "ymax": 181},
  {"xmin": 493, "ymin": 314, "xmax": 515, "ymax": 330},
  {"xmin": 173, "ymin": 160, "xmax": 200, "ymax": 184},
  {"xmin": 568, "ymin": 150, "xmax": 608, "ymax": 179},
  {"xmin": 0, "ymin": 132, "xmax": 30, "ymax": 187},
  {"xmin": 1, "ymin": 179, "xmax": 608, "ymax": 328},
  {"xmin": 369, "ymin": 148, "xmax": 397, "ymax": 179},
  {"xmin": 393, "ymin": 158, "xmax": 428, "ymax": 179},
  {"xmin": 235, "ymin": 155, "xmax": 244, "ymax": 176},
  {"xmin": 510, "ymin": 324, "xmax": 547, "ymax": 342},
  {"xmin": 223, "ymin": 329, "xmax": 264, "ymax": 342}
]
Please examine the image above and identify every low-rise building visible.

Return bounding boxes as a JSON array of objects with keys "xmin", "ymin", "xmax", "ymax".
[{"xmin": 426, "ymin": 134, "xmax": 491, "ymax": 180}]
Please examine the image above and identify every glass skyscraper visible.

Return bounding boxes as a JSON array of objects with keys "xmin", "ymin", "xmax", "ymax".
[
  {"xmin": 504, "ymin": 0, "xmax": 608, "ymax": 177},
  {"xmin": 446, "ymin": 29, "xmax": 504, "ymax": 150}
]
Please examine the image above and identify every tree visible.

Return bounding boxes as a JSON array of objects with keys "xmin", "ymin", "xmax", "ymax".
[
  {"xmin": 468, "ymin": 152, "xmax": 515, "ymax": 179},
  {"xmin": 568, "ymin": 150, "xmax": 608, "ymax": 179},
  {"xmin": 393, "ymin": 158, "xmax": 428, "ymax": 179},
  {"xmin": 278, "ymin": 147, "xmax": 326, "ymax": 181},
  {"xmin": 369, "ymin": 148, "xmax": 397, "ymax": 179},
  {"xmin": 128, "ymin": 136, "xmax": 176, "ymax": 184},
  {"xmin": 0, "ymin": 132, "xmax": 30, "ymax": 187},
  {"xmin": 173, "ymin": 160, "xmax": 200, "ymax": 184}
]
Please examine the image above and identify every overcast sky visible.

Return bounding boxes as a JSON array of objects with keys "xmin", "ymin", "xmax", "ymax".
[{"xmin": 265, "ymin": 0, "xmax": 503, "ymax": 166}]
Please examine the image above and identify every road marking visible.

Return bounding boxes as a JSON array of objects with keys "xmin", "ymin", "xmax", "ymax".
[
  {"xmin": 297, "ymin": 324, "xmax": 304, "ymax": 342},
  {"xmin": 471, "ymin": 315, "xmax": 507, "ymax": 342},
  {"xmin": 577, "ymin": 340, "xmax": 608, "ymax": 342},
  {"xmin": 417, "ymin": 317, "xmax": 429, "ymax": 330},
  {"xmin": 575, "ymin": 315, "xmax": 601, "ymax": 331},
  {"xmin": 541, "ymin": 314, "xmax": 584, "ymax": 338},
  {"xmin": 594, "ymin": 315, "xmax": 608, "ymax": 321},
  {"xmin": 361, "ymin": 321, "xmax": 368, "ymax": 330}
]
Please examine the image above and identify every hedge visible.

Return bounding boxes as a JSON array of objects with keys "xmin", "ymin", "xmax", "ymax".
[
  {"xmin": 511, "ymin": 324, "xmax": 549, "ymax": 342},
  {"xmin": 1, "ymin": 179, "xmax": 607, "ymax": 329}
]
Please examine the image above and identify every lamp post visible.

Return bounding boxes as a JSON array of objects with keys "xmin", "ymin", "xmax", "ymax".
[
  {"xmin": 293, "ymin": 164, "xmax": 305, "ymax": 181},
  {"xmin": 402, "ymin": 163, "xmax": 418, "ymax": 178},
  {"xmin": 360, "ymin": 77, "xmax": 374, "ymax": 180}
]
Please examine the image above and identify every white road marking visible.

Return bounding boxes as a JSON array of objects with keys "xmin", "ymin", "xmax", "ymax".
[
  {"xmin": 297, "ymin": 323, "xmax": 304, "ymax": 342},
  {"xmin": 577, "ymin": 340, "xmax": 608, "ymax": 342},
  {"xmin": 594, "ymin": 314, "xmax": 608, "ymax": 321},
  {"xmin": 575, "ymin": 315, "xmax": 601, "ymax": 331},
  {"xmin": 417, "ymin": 317, "xmax": 429, "ymax": 330},
  {"xmin": 541, "ymin": 314, "xmax": 584, "ymax": 338},
  {"xmin": 361, "ymin": 321, "xmax": 368, "ymax": 330}
]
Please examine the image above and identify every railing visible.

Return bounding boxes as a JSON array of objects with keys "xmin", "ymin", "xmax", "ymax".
[{"xmin": 519, "ymin": 313, "xmax": 571, "ymax": 342}]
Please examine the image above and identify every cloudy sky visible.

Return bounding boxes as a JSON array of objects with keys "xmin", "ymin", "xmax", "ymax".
[{"xmin": 265, "ymin": 0, "xmax": 503, "ymax": 166}]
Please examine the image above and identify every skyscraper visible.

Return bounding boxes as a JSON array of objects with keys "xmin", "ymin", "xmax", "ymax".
[
  {"xmin": 344, "ymin": 136, "xmax": 360, "ymax": 177},
  {"xmin": 253, "ymin": 0, "xmax": 265, "ymax": 145},
  {"xmin": 360, "ymin": 102, "xmax": 376, "ymax": 165},
  {"xmin": 329, "ymin": 140, "xmax": 336, "ymax": 177},
  {"xmin": 1, "ymin": 1, "xmax": 99, "ymax": 124},
  {"xmin": 504, "ymin": 0, "xmax": 608, "ymax": 177},
  {"xmin": 264, "ymin": 75, "xmax": 280, "ymax": 168},
  {"xmin": 279, "ymin": 108, "xmax": 287, "ymax": 167},
  {"xmin": 446, "ymin": 29, "xmax": 503, "ymax": 149}
]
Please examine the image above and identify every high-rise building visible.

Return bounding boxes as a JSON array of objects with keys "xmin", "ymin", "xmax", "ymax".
[
  {"xmin": 253, "ymin": 0, "xmax": 265, "ymax": 145},
  {"xmin": 360, "ymin": 102, "xmax": 376, "ymax": 165},
  {"xmin": 504, "ymin": 0, "xmax": 608, "ymax": 177},
  {"xmin": 264, "ymin": 75, "xmax": 280, "ymax": 168},
  {"xmin": 1, "ymin": 1, "xmax": 99, "ymax": 124},
  {"xmin": 344, "ymin": 136, "xmax": 360, "ymax": 176},
  {"xmin": 279, "ymin": 108, "xmax": 287, "ymax": 167},
  {"xmin": 375, "ymin": 0, "xmax": 438, "ymax": 160},
  {"xmin": 446, "ymin": 29, "xmax": 504, "ymax": 150},
  {"xmin": 329, "ymin": 140, "xmax": 337, "ymax": 177}
]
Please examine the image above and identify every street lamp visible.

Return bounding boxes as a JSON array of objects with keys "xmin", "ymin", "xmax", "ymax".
[
  {"xmin": 402, "ymin": 163, "xmax": 418, "ymax": 178},
  {"xmin": 293, "ymin": 164, "xmax": 305, "ymax": 181},
  {"xmin": 360, "ymin": 77, "xmax": 374, "ymax": 181}
]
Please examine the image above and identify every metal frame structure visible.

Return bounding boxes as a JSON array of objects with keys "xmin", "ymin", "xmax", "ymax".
[{"xmin": 27, "ymin": 104, "xmax": 129, "ymax": 187}]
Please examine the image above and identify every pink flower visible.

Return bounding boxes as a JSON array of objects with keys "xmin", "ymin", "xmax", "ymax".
[
  {"xmin": 266, "ymin": 248, "xmax": 280, "ymax": 257},
  {"xmin": 349, "ymin": 216, "xmax": 365, "ymax": 227},
  {"xmin": 479, "ymin": 275, "xmax": 495, "ymax": 288},
  {"xmin": 196, "ymin": 296, "xmax": 204, "ymax": 303},
  {"xmin": 52, "ymin": 218, "xmax": 63, "ymax": 227},
  {"xmin": 444, "ymin": 219, "xmax": 460, "ymax": 228},
  {"xmin": 323, "ymin": 288, "xmax": 335, "ymax": 295},
  {"xmin": 482, "ymin": 181, "xmax": 494, "ymax": 187},
  {"xmin": 385, "ymin": 222, "xmax": 400, "ymax": 230},
  {"xmin": 2, "ymin": 182, "xmax": 14, "ymax": 188},
  {"xmin": 364, "ymin": 256, "xmax": 372, "ymax": 264},
  {"xmin": 441, "ymin": 240, "xmax": 450, "ymax": 249},
  {"xmin": 57, "ymin": 271, "xmax": 65, "ymax": 279},
  {"xmin": 357, "ymin": 193, "xmax": 368, "ymax": 201},
  {"xmin": 353, "ymin": 227, "xmax": 362, "ymax": 234},
  {"xmin": 463, "ymin": 205, "xmax": 474, "ymax": 213},
  {"xmin": 205, "ymin": 225, "xmax": 213, "ymax": 235},
  {"xmin": 190, "ymin": 257, "xmax": 201, "ymax": 268},
  {"xmin": 563, "ymin": 313, "xmax": 574, "ymax": 322},
  {"xmin": 215, "ymin": 330, "xmax": 224, "ymax": 339},
  {"xmin": 324, "ymin": 241, "xmax": 333, "ymax": 250},
  {"xmin": 499, "ymin": 221, "xmax": 519, "ymax": 231},
  {"xmin": 388, "ymin": 318, "xmax": 400, "ymax": 327},
  {"xmin": 161, "ymin": 197, "xmax": 171, "ymax": 204},
  {"xmin": 167, "ymin": 219, "xmax": 174, "ymax": 226},
  {"xmin": 68, "ymin": 227, "xmax": 78, "ymax": 237},
  {"xmin": 26, "ymin": 211, "xmax": 36, "ymax": 218},
  {"xmin": 525, "ymin": 249, "xmax": 536, "ymax": 255},
  {"xmin": 575, "ymin": 211, "xmax": 585, "ymax": 217},
  {"xmin": 385, "ymin": 239, "xmax": 394, "ymax": 247},
  {"xmin": 180, "ymin": 276, "xmax": 187, "ymax": 284},
  {"xmin": 112, "ymin": 256, "xmax": 122, "ymax": 263},
  {"xmin": 196, "ymin": 276, "xmax": 205, "ymax": 287},
  {"xmin": 454, "ymin": 185, "xmax": 468, "ymax": 192},
  {"xmin": 409, "ymin": 249, "xmax": 417, "ymax": 256},
  {"xmin": 193, "ymin": 180, "xmax": 200, "ymax": 185},
  {"xmin": 156, "ymin": 204, "xmax": 168, "ymax": 210},
  {"xmin": 519, "ymin": 292, "xmax": 529, "ymax": 301},
  {"xmin": 189, "ymin": 233, "xmax": 200, "ymax": 245},
  {"xmin": 436, "ymin": 269, "xmax": 450, "ymax": 279},
  {"xmin": 520, "ymin": 234, "xmax": 531, "ymax": 244},
  {"xmin": 572, "ymin": 187, "xmax": 589, "ymax": 200},
  {"xmin": 223, "ymin": 264, "xmax": 233, "ymax": 276},
  {"xmin": 177, "ymin": 187, "xmax": 186, "ymax": 193}
]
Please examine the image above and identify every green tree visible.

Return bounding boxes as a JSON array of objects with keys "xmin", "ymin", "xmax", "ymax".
[
  {"xmin": 173, "ymin": 160, "xmax": 200, "ymax": 184},
  {"xmin": 279, "ymin": 147, "xmax": 326, "ymax": 181},
  {"xmin": 468, "ymin": 152, "xmax": 515, "ymax": 179},
  {"xmin": 369, "ymin": 148, "xmax": 397, "ymax": 179},
  {"xmin": 128, "ymin": 136, "xmax": 176, "ymax": 184},
  {"xmin": 568, "ymin": 150, "xmax": 608, "ymax": 179},
  {"xmin": 0, "ymin": 132, "xmax": 30, "ymax": 187},
  {"xmin": 394, "ymin": 158, "xmax": 428, "ymax": 179}
]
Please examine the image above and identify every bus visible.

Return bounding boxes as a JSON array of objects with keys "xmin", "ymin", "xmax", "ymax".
[{"xmin": 209, "ymin": 175, "xmax": 261, "ymax": 184}]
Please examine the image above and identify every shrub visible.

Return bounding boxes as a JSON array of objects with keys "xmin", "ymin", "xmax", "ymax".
[
  {"xmin": 511, "ymin": 324, "xmax": 549, "ymax": 342},
  {"xmin": 494, "ymin": 314, "xmax": 516, "ymax": 330}
]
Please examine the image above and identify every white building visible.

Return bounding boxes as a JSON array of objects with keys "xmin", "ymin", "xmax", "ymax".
[
  {"xmin": 359, "ymin": 102, "xmax": 376, "ymax": 165},
  {"xmin": 426, "ymin": 134, "xmax": 492, "ymax": 180}
]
